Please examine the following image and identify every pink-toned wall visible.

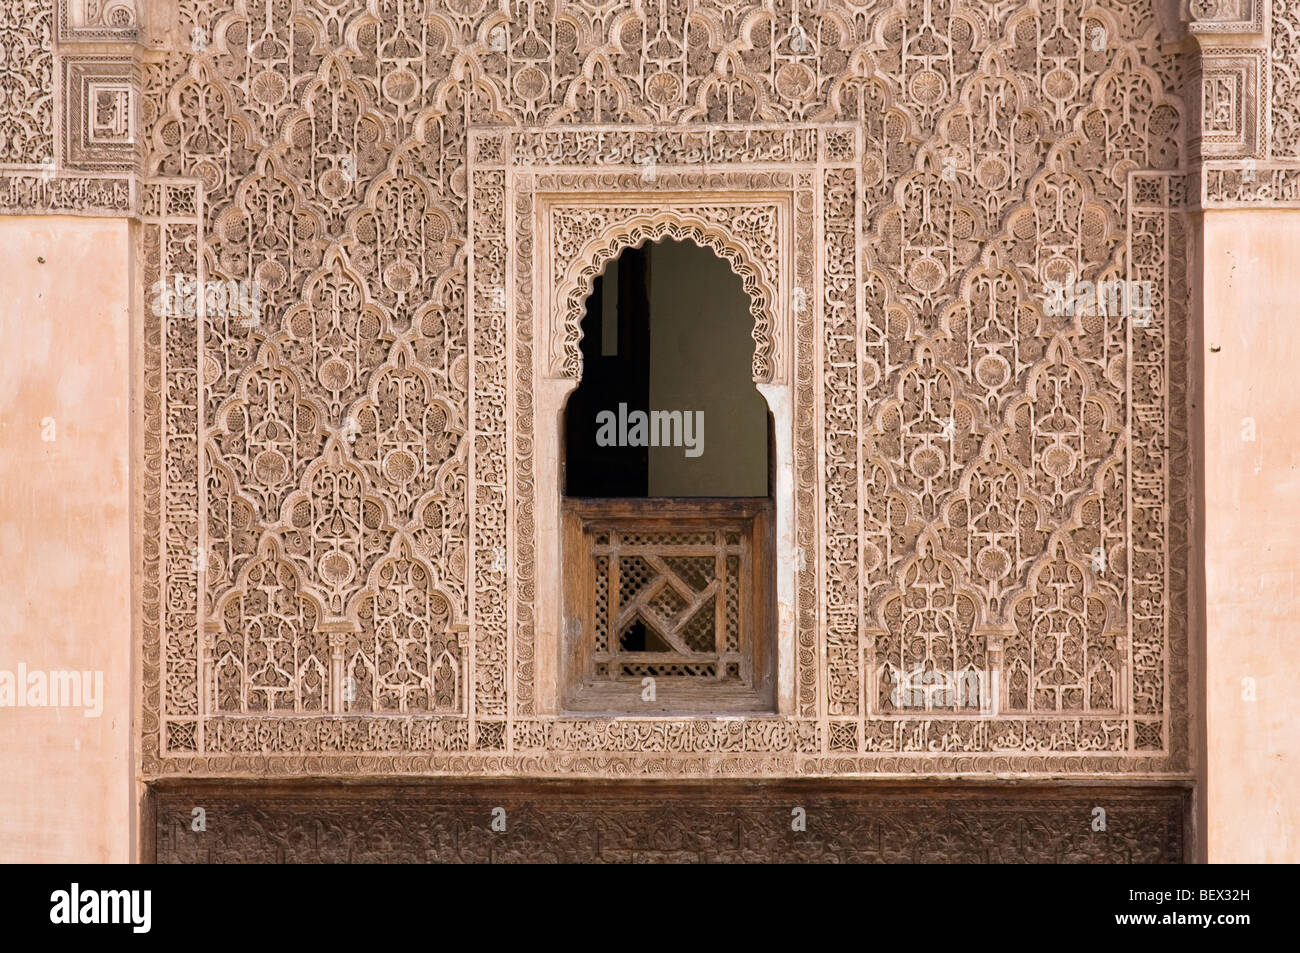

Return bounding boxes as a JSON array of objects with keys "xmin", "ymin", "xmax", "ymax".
[
  {"xmin": 0, "ymin": 217, "xmax": 134, "ymax": 862},
  {"xmin": 1202, "ymin": 208, "xmax": 1300, "ymax": 862}
]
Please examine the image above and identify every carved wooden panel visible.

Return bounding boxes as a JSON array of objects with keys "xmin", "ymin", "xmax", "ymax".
[
  {"xmin": 149, "ymin": 780, "xmax": 1190, "ymax": 863},
  {"xmin": 561, "ymin": 497, "xmax": 775, "ymax": 712}
]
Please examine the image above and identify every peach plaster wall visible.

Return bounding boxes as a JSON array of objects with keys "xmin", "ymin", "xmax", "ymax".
[
  {"xmin": 1202, "ymin": 208, "xmax": 1300, "ymax": 863},
  {"xmin": 0, "ymin": 216, "xmax": 134, "ymax": 863}
]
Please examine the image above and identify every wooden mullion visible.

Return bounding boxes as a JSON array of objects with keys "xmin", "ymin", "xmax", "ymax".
[
  {"xmin": 612, "ymin": 573, "xmax": 669, "ymax": 631},
  {"xmin": 714, "ymin": 527, "xmax": 727, "ymax": 678},
  {"xmin": 609, "ymin": 527, "xmax": 620, "ymax": 662},
  {"xmin": 740, "ymin": 515, "xmax": 753, "ymax": 681},
  {"xmin": 621, "ymin": 545, "xmax": 726, "ymax": 557},
  {"xmin": 677, "ymin": 578, "xmax": 720, "ymax": 620},
  {"xmin": 614, "ymin": 651, "xmax": 719, "ymax": 664}
]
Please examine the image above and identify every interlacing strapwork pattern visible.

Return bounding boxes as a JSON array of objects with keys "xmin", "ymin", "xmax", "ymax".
[
  {"xmin": 589, "ymin": 524, "xmax": 747, "ymax": 683},
  {"xmin": 115, "ymin": 0, "xmax": 1201, "ymax": 776}
]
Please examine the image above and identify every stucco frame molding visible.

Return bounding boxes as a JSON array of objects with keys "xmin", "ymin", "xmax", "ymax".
[
  {"xmin": 543, "ymin": 199, "xmax": 788, "ymax": 385},
  {"xmin": 470, "ymin": 123, "xmax": 855, "ymax": 719}
]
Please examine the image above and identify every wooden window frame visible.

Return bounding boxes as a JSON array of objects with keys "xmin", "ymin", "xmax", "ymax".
[{"xmin": 562, "ymin": 497, "xmax": 776, "ymax": 713}]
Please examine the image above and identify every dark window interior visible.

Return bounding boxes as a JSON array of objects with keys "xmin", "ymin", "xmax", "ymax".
[
  {"xmin": 563, "ymin": 240, "xmax": 771, "ymax": 499},
  {"xmin": 564, "ymin": 245, "xmax": 651, "ymax": 497}
]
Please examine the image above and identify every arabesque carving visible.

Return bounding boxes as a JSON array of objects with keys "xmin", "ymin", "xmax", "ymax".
[{"xmin": 8, "ymin": 0, "xmax": 1265, "ymax": 781}]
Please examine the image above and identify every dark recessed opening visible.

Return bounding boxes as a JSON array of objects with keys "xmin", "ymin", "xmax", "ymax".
[{"xmin": 563, "ymin": 239, "xmax": 771, "ymax": 499}]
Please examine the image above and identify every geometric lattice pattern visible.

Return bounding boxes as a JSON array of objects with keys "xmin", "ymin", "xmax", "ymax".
[
  {"xmin": 595, "ymin": 539, "xmax": 744, "ymax": 683},
  {"xmin": 573, "ymin": 501, "xmax": 758, "ymax": 693}
]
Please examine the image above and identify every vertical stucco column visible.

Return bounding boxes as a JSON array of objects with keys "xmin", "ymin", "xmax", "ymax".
[
  {"xmin": 0, "ymin": 217, "xmax": 134, "ymax": 862},
  {"xmin": 1202, "ymin": 208, "xmax": 1300, "ymax": 862}
]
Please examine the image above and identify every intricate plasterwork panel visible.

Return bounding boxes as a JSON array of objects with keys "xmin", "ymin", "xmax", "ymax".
[
  {"xmin": 1189, "ymin": 0, "xmax": 1264, "ymax": 33},
  {"xmin": 110, "ymin": 0, "xmax": 1195, "ymax": 778},
  {"xmin": 0, "ymin": 1, "xmax": 141, "ymax": 214},
  {"xmin": 1204, "ymin": 161, "xmax": 1300, "ymax": 203},
  {"xmin": 1272, "ymin": 0, "xmax": 1300, "ymax": 156},
  {"xmin": 139, "ymin": 178, "xmax": 203, "ymax": 761},
  {"xmin": 63, "ymin": 56, "xmax": 139, "ymax": 170},
  {"xmin": 0, "ymin": 170, "xmax": 132, "ymax": 213},
  {"xmin": 545, "ymin": 196, "xmax": 784, "ymax": 383},
  {"xmin": 1186, "ymin": 0, "xmax": 1300, "ymax": 197},
  {"xmin": 0, "ymin": 0, "xmax": 55, "ymax": 167},
  {"xmin": 58, "ymin": 0, "xmax": 140, "ymax": 42},
  {"xmin": 1197, "ymin": 50, "xmax": 1265, "ymax": 158}
]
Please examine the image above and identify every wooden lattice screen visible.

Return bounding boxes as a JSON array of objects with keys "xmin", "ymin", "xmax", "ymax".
[{"xmin": 562, "ymin": 498, "xmax": 774, "ymax": 713}]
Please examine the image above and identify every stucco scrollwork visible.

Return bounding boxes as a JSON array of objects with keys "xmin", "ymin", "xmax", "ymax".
[
  {"xmin": 0, "ymin": 0, "xmax": 1216, "ymax": 778},
  {"xmin": 548, "ymin": 204, "xmax": 783, "ymax": 384}
]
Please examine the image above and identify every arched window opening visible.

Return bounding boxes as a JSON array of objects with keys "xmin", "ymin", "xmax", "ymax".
[
  {"xmin": 561, "ymin": 239, "xmax": 775, "ymax": 713},
  {"xmin": 565, "ymin": 239, "xmax": 771, "ymax": 497}
]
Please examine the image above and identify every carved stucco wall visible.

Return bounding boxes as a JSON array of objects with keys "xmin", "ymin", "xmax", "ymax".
[{"xmin": 4, "ymin": 0, "xmax": 1292, "ymax": 781}]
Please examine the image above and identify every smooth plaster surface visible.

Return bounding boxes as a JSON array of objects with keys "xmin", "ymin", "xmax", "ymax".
[
  {"xmin": 1202, "ymin": 208, "xmax": 1300, "ymax": 863},
  {"xmin": 0, "ymin": 216, "xmax": 134, "ymax": 863}
]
